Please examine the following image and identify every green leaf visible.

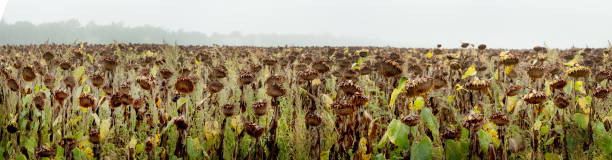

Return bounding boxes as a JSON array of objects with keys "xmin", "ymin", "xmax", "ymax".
[
  {"xmin": 186, "ymin": 137, "xmax": 201, "ymax": 159},
  {"xmin": 421, "ymin": 108, "xmax": 439, "ymax": 141},
  {"xmin": 72, "ymin": 148, "xmax": 87, "ymax": 160},
  {"xmin": 572, "ymin": 113, "xmax": 589, "ymax": 130},
  {"xmin": 477, "ymin": 129, "xmax": 492, "ymax": 153},
  {"xmin": 545, "ymin": 153, "xmax": 561, "ymax": 160},
  {"xmin": 384, "ymin": 119, "xmax": 412, "ymax": 149},
  {"xmin": 135, "ymin": 143, "xmax": 145, "ymax": 154},
  {"xmin": 411, "ymin": 137, "xmax": 433, "ymax": 160},
  {"xmin": 17, "ymin": 154, "xmax": 27, "ymax": 160},
  {"xmin": 34, "ymin": 83, "xmax": 41, "ymax": 94},
  {"xmin": 593, "ymin": 122, "xmax": 612, "ymax": 155},
  {"xmin": 445, "ymin": 139, "xmax": 469, "ymax": 160},
  {"xmin": 388, "ymin": 77, "xmax": 409, "ymax": 108},
  {"xmin": 461, "ymin": 65, "xmax": 477, "ymax": 79}
]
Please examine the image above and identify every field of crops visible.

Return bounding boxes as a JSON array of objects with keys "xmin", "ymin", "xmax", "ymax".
[{"xmin": 0, "ymin": 43, "xmax": 611, "ymax": 160}]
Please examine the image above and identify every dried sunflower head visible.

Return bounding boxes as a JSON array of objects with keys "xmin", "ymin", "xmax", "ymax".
[
  {"xmin": 60, "ymin": 61, "xmax": 72, "ymax": 70},
  {"xmin": 294, "ymin": 63, "xmax": 309, "ymax": 72},
  {"xmin": 298, "ymin": 69, "xmax": 318, "ymax": 81},
  {"xmin": 211, "ymin": 66, "xmax": 227, "ymax": 79},
  {"xmin": 465, "ymin": 78, "xmax": 490, "ymax": 91},
  {"xmin": 265, "ymin": 75, "xmax": 285, "ymax": 86},
  {"xmin": 173, "ymin": 116, "xmax": 189, "ymax": 130},
  {"xmin": 338, "ymin": 80, "xmax": 361, "ymax": 95},
  {"xmin": 499, "ymin": 54, "xmax": 520, "ymax": 66},
  {"xmin": 262, "ymin": 56, "xmax": 278, "ymax": 66},
  {"xmin": 159, "ymin": 68, "xmax": 174, "ymax": 79},
  {"xmin": 553, "ymin": 94, "xmax": 570, "ymax": 109},
  {"xmin": 174, "ymin": 76, "xmax": 195, "ymax": 94},
  {"xmin": 462, "ymin": 112, "xmax": 484, "ymax": 130},
  {"xmin": 63, "ymin": 75, "xmax": 76, "ymax": 89},
  {"xmin": 222, "ymin": 104, "xmax": 235, "ymax": 117},
  {"xmin": 311, "ymin": 60, "xmax": 330, "ymax": 73},
  {"xmin": 350, "ymin": 92, "xmax": 369, "ymax": 107},
  {"xmin": 22, "ymin": 65, "xmax": 36, "ymax": 82},
  {"xmin": 253, "ymin": 101, "xmax": 268, "ymax": 116},
  {"xmin": 549, "ymin": 78, "xmax": 567, "ymax": 90},
  {"xmin": 35, "ymin": 145, "xmax": 56, "ymax": 158},
  {"xmin": 78, "ymin": 94, "xmax": 95, "ymax": 108},
  {"xmin": 595, "ymin": 70, "xmax": 610, "ymax": 82},
  {"xmin": 566, "ymin": 66, "xmax": 590, "ymax": 78},
  {"xmin": 207, "ymin": 80, "xmax": 224, "ymax": 94},
  {"xmin": 136, "ymin": 76, "xmax": 154, "ymax": 91},
  {"xmin": 42, "ymin": 51, "xmax": 55, "ymax": 62},
  {"xmin": 305, "ymin": 112, "xmax": 322, "ymax": 127},
  {"xmin": 89, "ymin": 128, "xmax": 100, "ymax": 144},
  {"xmin": 461, "ymin": 43, "xmax": 470, "ymax": 48},
  {"xmin": 401, "ymin": 115, "xmax": 422, "ymax": 126},
  {"xmin": 478, "ymin": 44, "xmax": 487, "ymax": 51},
  {"xmin": 33, "ymin": 92, "xmax": 46, "ymax": 110},
  {"xmin": 244, "ymin": 121, "xmax": 265, "ymax": 138},
  {"xmin": 102, "ymin": 57, "xmax": 118, "ymax": 72},
  {"xmin": 53, "ymin": 88, "xmax": 69, "ymax": 103},
  {"xmin": 523, "ymin": 90, "xmax": 546, "ymax": 104},
  {"xmin": 43, "ymin": 74, "xmax": 55, "ymax": 88},
  {"xmin": 441, "ymin": 127, "xmax": 461, "ymax": 140},
  {"xmin": 266, "ymin": 82, "xmax": 286, "ymax": 97},
  {"xmin": 505, "ymin": 85, "xmax": 522, "ymax": 97},
  {"xmin": 239, "ymin": 70, "xmax": 256, "ymax": 85},
  {"xmin": 489, "ymin": 112, "xmax": 510, "ymax": 126},
  {"xmin": 378, "ymin": 60, "xmax": 402, "ymax": 78},
  {"xmin": 593, "ymin": 86, "xmax": 609, "ymax": 99},
  {"xmin": 332, "ymin": 100, "xmax": 355, "ymax": 116},
  {"xmin": 250, "ymin": 63, "xmax": 263, "ymax": 73},
  {"xmin": 526, "ymin": 65, "xmax": 547, "ymax": 79}
]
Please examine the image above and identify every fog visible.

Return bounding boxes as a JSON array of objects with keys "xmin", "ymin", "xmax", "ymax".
[{"xmin": 2, "ymin": 0, "xmax": 612, "ymax": 48}]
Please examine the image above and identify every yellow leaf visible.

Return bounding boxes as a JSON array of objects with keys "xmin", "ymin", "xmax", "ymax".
[
  {"xmin": 484, "ymin": 123, "xmax": 500, "ymax": 146},
  {"xmin": 574, "ymin": 81, "xmax": 586, "ymax": 94},
  {"xmin": 507, "ymin": 96, "xmax": 518, "ymax": 113},
  {"xmin": 195, "ymin": 60, "xmax": 199, "ymax": 66},
  {"xmin": 71, "ymin": 116, "xmax": 82, "ymax": 126},
  {"xmin": 87, "ymin": 53, "xmax": 93, "ymax": 64},
  {"xmin": 505, "ymin": 66, "xmax": 513, "ymax": 75},
  {"xmin": 79, "ymin": 76, "xmax": 88, "ymax": 85},
  {"xmin": 455, "ymin": 84, "xmax": 464, "ymax": 91},
  {"xmin": 312, "ymin": 78, "xmax": 322, "ymax": 86},
  {"xmin": 578, "ymin": 97, "xmax": 590, "ymax": 114},
  {"xmin": 82, "ymin": 146, "xmax": 94, "ymax": 160},
  {"xmin": 204, "ymin": 121, "xmax": 219, "ymax": 142},
  {"xmin": 73, "ymin": 66, "xmax": 85, "ymax": 80},
  {"xmin": 100, "ymin": 119, "xmax": 111, "ymax": 139},
  {"xmin": 564, "ymin": 56, "xmax": 578, "ymax": 66},
  {"xmin": 427, "ymin": 52, "xmax": 433, "ymax": 58},
  {"xmin": 231, "ymin": 116, "xmax": 242, "ymax": 134},
  {"xmin": 461, "ymin": 65, "xmax": 477, "ymax": 79},
  {"xmin": 320, "ymin": 150, "xmax": 330, "ymax": 160},
  {"xmin": 128, "ymin": 136, "xmax": 137, "ymax": 149},
  {"xmin": 494, "ymin": 70, "xmax": 499, "ymax": 81},
  {"xmin": 155, "ymin": 134, "xmax": 161, "ymax": 144},
  {"xmin": 156, "ymin": 97, "xmax": 162, "ymax": 109}
]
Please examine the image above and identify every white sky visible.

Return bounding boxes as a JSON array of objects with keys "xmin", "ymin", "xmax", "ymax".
[
  {"xmin": 2, "ymin": 0, "xmax": 612, "ymax": 48},
  {"xmin": 0, "ymin": 0, "xmax": 7, "ymax": 21}
]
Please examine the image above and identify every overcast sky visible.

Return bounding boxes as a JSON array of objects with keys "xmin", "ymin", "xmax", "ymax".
[{"xmin": 2, "ymin": 0, "xmax": 611, "ymax": 48}]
